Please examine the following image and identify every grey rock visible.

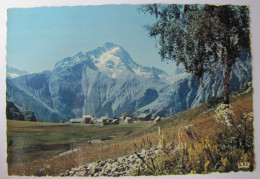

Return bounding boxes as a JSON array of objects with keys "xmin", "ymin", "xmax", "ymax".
[
  {"xmin": 117, "ymin": 157, "xmax": 125, "ymax": 163},
  {"xmin": 61, "ymin": 147, "xmax": 168, "ymax": 177},
  {"xmin": 59, "ymin": 173, "xmax": 66, "ymax": 176},
  {"xmin": 69, "ymin": 170, "xmax": 75, "ymax": 175},
  {"xmin": 141, "ymin": 149, "xmax": 146, "ymax": 154}
]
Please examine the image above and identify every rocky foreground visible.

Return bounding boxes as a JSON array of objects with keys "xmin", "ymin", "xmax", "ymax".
[{"xmin": 60, "ymin": 148, "xmax": 159, "ymax": 177}]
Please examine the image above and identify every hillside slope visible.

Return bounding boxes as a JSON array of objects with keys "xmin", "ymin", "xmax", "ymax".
[{"xmin": 7, "ymin": 85, "xmax": 254, "ymax": 176}]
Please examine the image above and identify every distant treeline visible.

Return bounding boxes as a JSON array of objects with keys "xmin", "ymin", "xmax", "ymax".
[{"xmin": 6, "ymin": 101, "xmax": 37, "ymax": 122}]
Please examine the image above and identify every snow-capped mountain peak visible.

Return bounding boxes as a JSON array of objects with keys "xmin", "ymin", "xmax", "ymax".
[
  {"xmin": 54, "ymin": 42, "xmax": 168, "ymax": 79},
  {"xmin": 90, "ymin": 42, "xmax": 170, "ymax": 79},
  {"xmin": 91, "ymin": 46, "xmax": 125, "ymax": 78},
  {"xmin": 95, "ymin": 50, "xmax": 121, "ymax": 68},
  {"xmin": 6, "ymin": 43, "xmax": 251, "ymax": 122}
]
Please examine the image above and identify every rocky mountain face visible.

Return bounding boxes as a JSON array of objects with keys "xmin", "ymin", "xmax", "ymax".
[
  {"xmin": 6, "ymin": 43, "xmax": 252, "ymax": 122},
  {"xmin": 60, "ymin": 148, "xmax": 158, "ymax": 177}
]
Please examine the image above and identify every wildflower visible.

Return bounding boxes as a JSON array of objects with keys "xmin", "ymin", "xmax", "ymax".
[
  {"xmin": 204, "ymin": 160, "xmax": 210, "ymax": 172},
  {"xmin": 188, "ymin": 145, "xmax": 194, "ymax": 153},
  {"xmin": 188, "ymin": 145, "xmax": 194, "ymax": 161},
  {"xmin": 241, "ymin": 150, "xmax": 248, "ymax": 162},
  {"xmin": 205, "ymin": 137, "xmax": 210, "ymax": 145},
  {"xmin": 158, "ymin": 127, "xmax": 166, "ymax": 150},
  {"xmin": 178, "ymin": 130, "xmax": 181, "ymax": 142},
  {"xmin": 215, "ymin": 145, "xmax": 218, "ymax": 152},
  {"xmin": 190, "ymin": 170, "xmax": 196, "ymax": 174},
  {"xmin": 158, "ymin": 127, "xmax": 162, "ymax": 137},
  {"xmin": 221, "ymin": 157, "xmax": 229, "ymax": 166}
]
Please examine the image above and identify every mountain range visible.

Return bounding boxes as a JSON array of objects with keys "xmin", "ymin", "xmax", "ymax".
[
  {"xmin": 7, "ymin": 65, "xmax": 29, "ymax": 78},
  {"xmin": 6, "ymin": 42, "xmax": 252, "ymax": 122}
]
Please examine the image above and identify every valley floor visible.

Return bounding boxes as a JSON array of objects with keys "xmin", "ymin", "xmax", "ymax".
[{"xmin": 6, "ymin": 86, "xmax": 254, "ymax": 176}]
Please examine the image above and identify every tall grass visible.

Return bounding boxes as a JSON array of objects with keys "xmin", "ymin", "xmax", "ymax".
[{"xmin": 135, "ymin": 90, "xmax": 254, "ymax": 175}]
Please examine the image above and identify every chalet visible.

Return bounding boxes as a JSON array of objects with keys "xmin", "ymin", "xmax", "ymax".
[
  {"xmin": 82, "ymin": 115, "xmax": 92, "ymax": 124},
  {"xmin": 70, "ymin": 118, "xmax": 82, "ymax": 123},
  {"xmin": 137, "ymin": 113, "xmax": 152, "ymax": 121},
  {"xmin": 120, "ymin": 112, "xmax": 136, "ymax": 123},
  {"xmin": 112, "ymin": 118, "xmax": 120, "ymax": 124},
  {"xmin": 100, "ymin": 116, "xmax": 109, "ymax": 123}
]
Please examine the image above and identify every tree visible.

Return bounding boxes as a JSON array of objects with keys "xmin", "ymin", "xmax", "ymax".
[
  {"xmin": 140, "ymin": 4, "xmax": 250, "ymax": 104},
  {"xmin": 6, "ymin": 101, "xmax": 24, "ymax": 120},
  {"xmin": 23, "ymin": 111, "xmax": 37, "ymax": 122}
]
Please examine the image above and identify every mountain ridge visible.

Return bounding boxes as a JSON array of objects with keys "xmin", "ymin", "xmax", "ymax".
[
  {"xmin": 6, "ymin": 42, "xmax": 252, "ymax": 122},
  {"xmin": 7, "ymin": 65, "xmax": 29, "ymax": 78}
]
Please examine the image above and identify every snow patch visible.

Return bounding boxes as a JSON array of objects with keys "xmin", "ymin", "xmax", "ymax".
[
  {"xmin": 8, "ymin": 73, "xmax": 20, "ymax": 78},
  {"xmin": 133, "ymin": 67, "xmax": 152, "ymax": 78},
  {"xmin": 166, "ymin": 72, "xmax": 190, "ymax": 84},
  {"xmin": 74, "ymin": 57, "xmax": 81, "ymax": 63},
  {"xmin": 92, "ymin": 47, "xmax": 125, "ymax": 78},
  {"xmin": 95, "ymin": 47, "xmax": 121, "ymax": 66}
]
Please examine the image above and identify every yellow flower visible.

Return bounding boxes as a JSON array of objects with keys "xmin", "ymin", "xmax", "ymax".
[
  {"xmin": 178, "ymin": 130, "xmax": 182, "ymax": 142},
  {"xmin": 205, "ymin": 137, "xmax": 210, "ymax": 145},
  {"xmin": 221, "ymin": 157, "xmax": 229, "ymax": 166},
  {"xmin": 188, "ymin": 145, "xmax": 194, "ymax": 154},
  {"xmin": 190, "ymin": 170, "xmax": 196, "ymax": 174},
  {"xmin": 241, "ymin": 150, "xmax": 248, "ymax": 162},
  {"xmin": 204, "ymin": 160, "xmax": 210, "ymax": 171},
  {"xmin": 158, "ymin": 127, "xmax": 162, "ymax": 137},
  {"xmin": 215, "ymin": 145, "xmax": 218, "ymax": 152}
]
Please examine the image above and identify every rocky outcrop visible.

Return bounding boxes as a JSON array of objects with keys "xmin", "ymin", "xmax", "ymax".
[{"xmin": 60, "ymin": 148, "xmax": 158, "ymax": 177}]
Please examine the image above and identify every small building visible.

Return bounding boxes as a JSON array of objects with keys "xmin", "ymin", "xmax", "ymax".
[
  {"xmin": 70, "ymin": 118, "xmax": 82, "ymax": 123},
  {"xmin": 112, "ymin": 118, "xmax": 120, "ymax": 124},
  {"xmin": 96, "ymin": 118, "xmax": 103, "ymax": 123},
  {"xmin": 89, "ymin": 119, "xmax": 96, "ymax": 124},
  {"xmin": 137, "ymin": 113, "xmax": 152, "ymax": 121},
  {"xmin": 120, "ymin": 112, "xmax": 136, "ymax": 123},
  {"xmin": 124, "ymin": 116, "xmax": 133, "ymax": 123},
  {"xmin": 82, "ymin": 115, "xmax": 92, "ymax": 124},
  {"xmin": 100, "ymin": 116, "xmax": 109, "ymax": 123}
]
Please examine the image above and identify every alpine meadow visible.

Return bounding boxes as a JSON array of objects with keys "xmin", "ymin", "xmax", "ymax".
[{"xmin": 6, "ymin": 3, "xmax": 254, "ymax": 177}]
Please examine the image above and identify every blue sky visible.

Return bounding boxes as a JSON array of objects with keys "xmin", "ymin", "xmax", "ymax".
[{"xmin": 6, "ymin": 5, "xmax": 177, "ymax": 74}]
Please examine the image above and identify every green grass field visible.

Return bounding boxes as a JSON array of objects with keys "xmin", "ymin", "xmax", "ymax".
[{"xmin": 7, "ymin": 120, "xmax": 156, "ymax": 165}]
